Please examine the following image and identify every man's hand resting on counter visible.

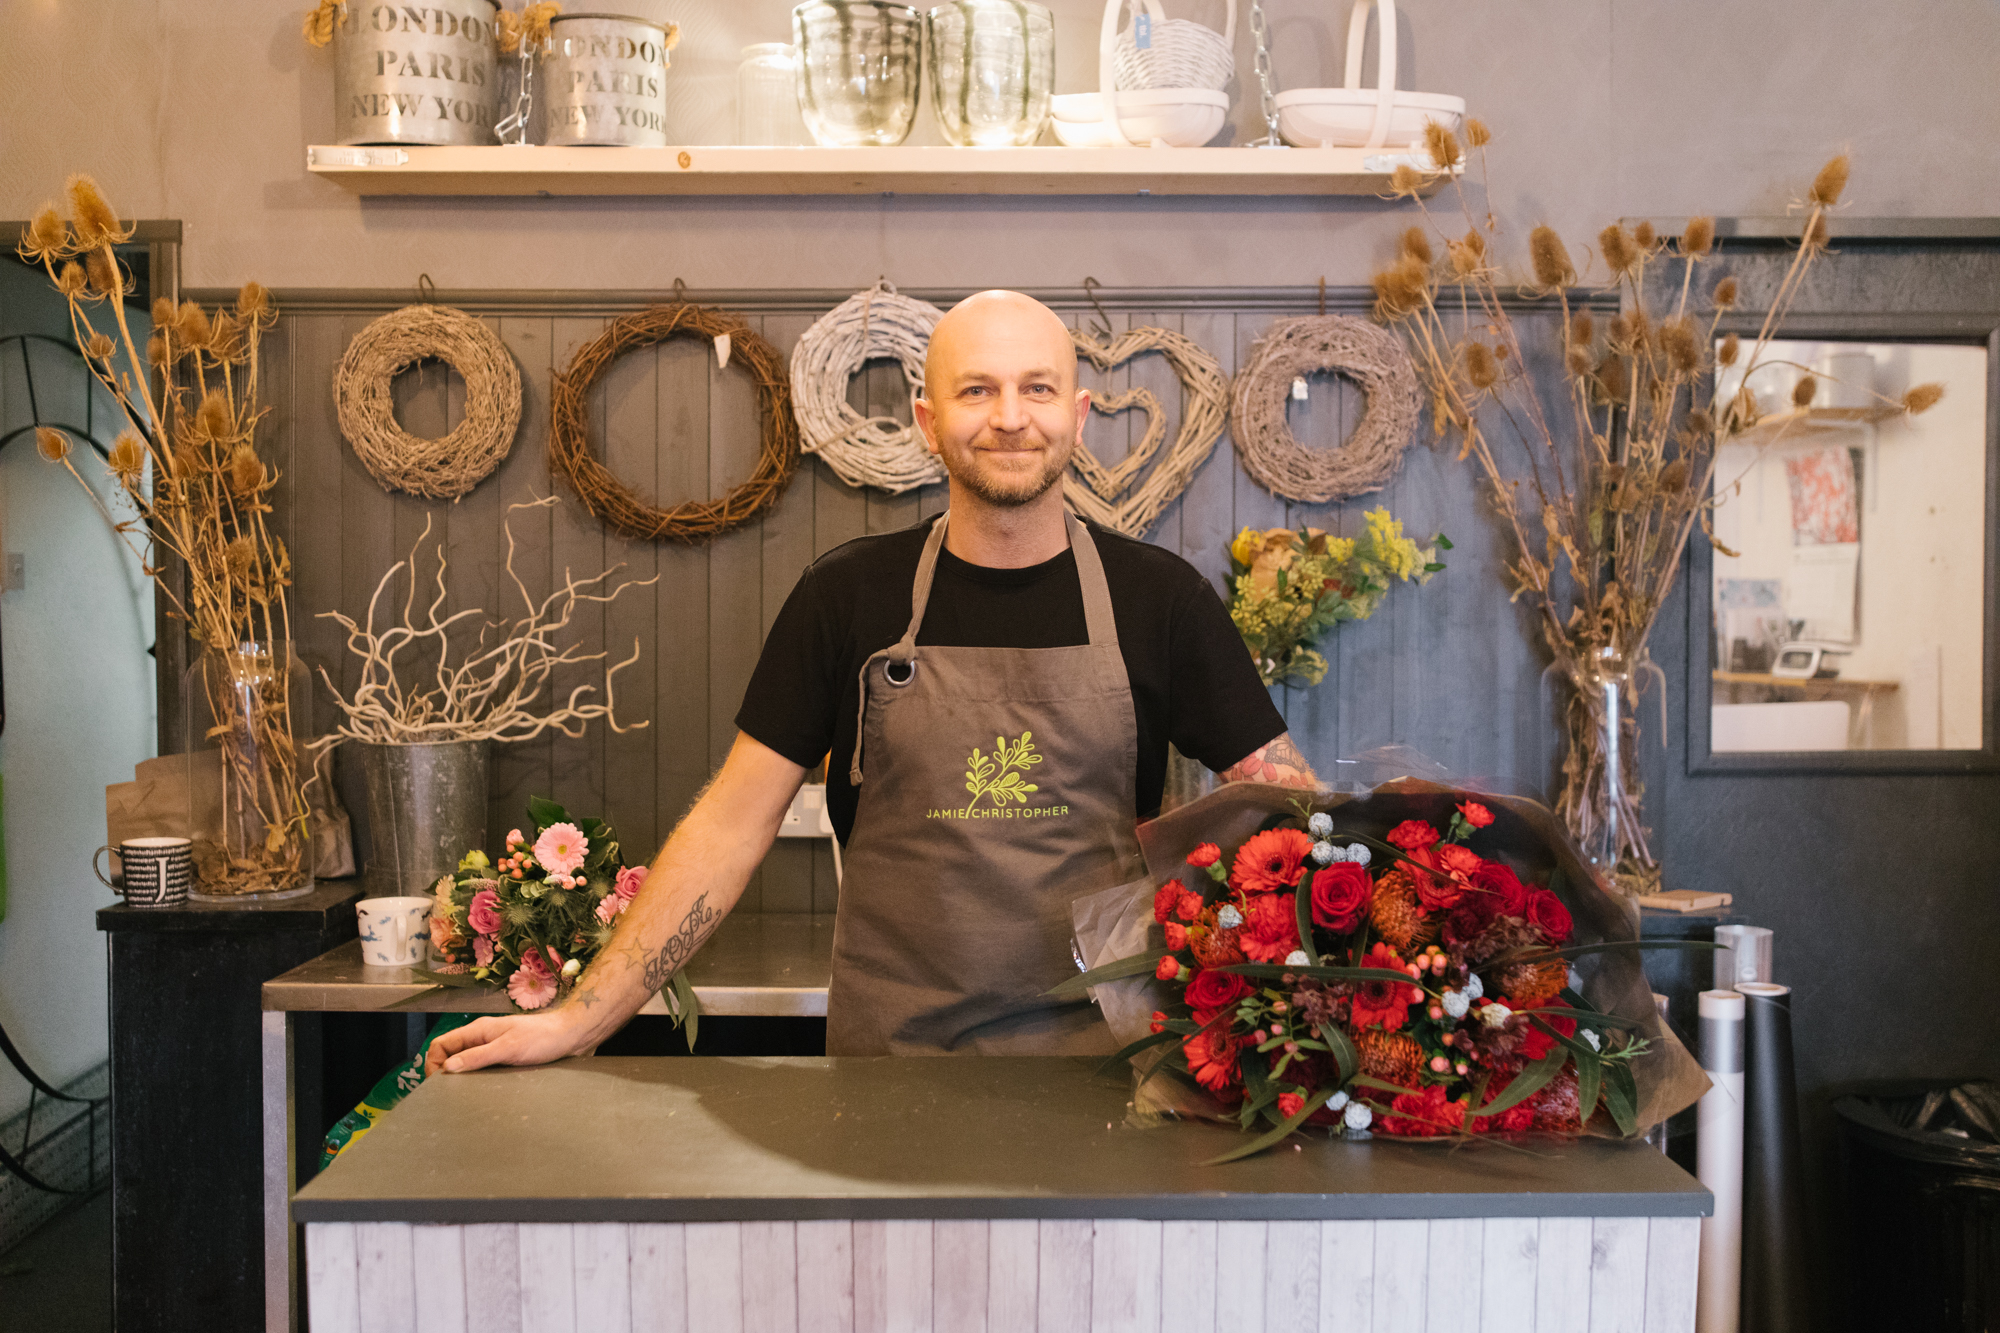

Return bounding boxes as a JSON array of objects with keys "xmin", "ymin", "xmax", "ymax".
[{"xmin": 424, "ymin": 733, "xmax": 807, "ymax": 1077}]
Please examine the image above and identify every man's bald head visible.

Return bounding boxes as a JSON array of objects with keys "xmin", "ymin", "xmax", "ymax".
[{"xmin": 923, "ymin": 290, "xmax": 1076, "ymax": 401}]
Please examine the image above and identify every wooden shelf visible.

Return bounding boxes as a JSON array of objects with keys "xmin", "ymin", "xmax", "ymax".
[
  {"xmin": 1731, "ymin": 404, "xmax": 1903, "ymax": 446},
  {"xmin": 304, "ymin": 143, "xmax": 1450, "ymax": 198},
  {"xmin": 1713, "ymin": 670, "xmax": 1898, "ymax": 694}
]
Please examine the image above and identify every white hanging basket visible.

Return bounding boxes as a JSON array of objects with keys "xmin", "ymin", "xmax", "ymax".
[
  {"xmin": 1110, "ymin": 0, "xmax": 1235, "ymax": 93},
  {"xmin": 1063, "ymin": 0, "xmax": 1235, "ymax": 148},
  {"xmin": 1272, "ymin": 0, "xmax": 1465, "ymax": 153}
]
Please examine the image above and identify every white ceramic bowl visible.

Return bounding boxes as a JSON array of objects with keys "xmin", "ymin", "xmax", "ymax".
[
  {"xmin": 1051, "ymin": 88, "xmax": 1228, "ymax": 148},
  {"xmin": 1272, "ymin": 88, "xmax": 1465, "ymax": 150}
]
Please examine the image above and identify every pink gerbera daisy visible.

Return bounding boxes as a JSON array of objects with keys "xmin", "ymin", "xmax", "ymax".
[{"xmin": 533, "ymin": 822, "xmax": 588, "ymax": 878}]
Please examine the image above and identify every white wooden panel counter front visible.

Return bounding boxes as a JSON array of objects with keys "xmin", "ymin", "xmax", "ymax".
[{"xmin": 294, "ymin": 1057, "xmax": 1708, "ymax": 1333}]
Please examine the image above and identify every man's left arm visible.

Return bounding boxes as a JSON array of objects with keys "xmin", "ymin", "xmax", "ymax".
[{"xmin": 1219, "ymin": 732, "xmax": 1318, "ymax": 788}]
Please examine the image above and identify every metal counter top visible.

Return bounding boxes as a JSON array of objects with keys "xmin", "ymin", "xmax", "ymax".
[{"xmin": 293, "ymin": 1056, "xmax": 1712, "ymax": 1225}]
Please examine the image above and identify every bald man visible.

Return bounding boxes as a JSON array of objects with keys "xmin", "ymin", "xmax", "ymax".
[{"xmin": 428, "ymin": 291, "xmax": 1311, "ymax": 1068}]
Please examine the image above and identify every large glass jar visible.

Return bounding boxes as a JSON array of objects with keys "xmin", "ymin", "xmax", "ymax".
[
  {"xmin": 183, "ymin": 640, "xmax": 315, "ymax": 900},
  {"xmin": 792, "ymin": 1, "xmax": 923, "ymax": 147},
  {"xmin": 737, "ymin": 42, "xmax": 810, "ymax": 145},
  {"xmin": 927, "ymin": 0, "xmax": 1055, "ymax": 147}
]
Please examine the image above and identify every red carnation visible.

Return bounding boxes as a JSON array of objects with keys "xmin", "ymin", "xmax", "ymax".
[
  {"xmin": 1381, "ymin": 1083, "xmax": 1466, "ymax": 1138},
  {"xmin": 1149, "ymin": 1010, "xmax": 1168, "ymax": 1034},
  {"xmin": 1155, "ymin": 956, "xmax": 1182, "ymax": 981},
  {"xmin": 1277, "ymin": 1091, "xmax": 1306, "ymax": 1120},
  {"xmin": 1386, "ymin": 820, "xmax": 1440, "ymax": 852},
  {"xmin": 1527, "ymin": 890, "xmax": 1574, "ymax": 945},
  {"xmin": 1238, "ymin": 891, "xmax": 1302, "ymax": 963},
  {"xmin": 1457, "ymin": 801, "xmax": 1495, "ymax": 829},
  {"xmin": 1350, "ymin": 942, "xmax": 1415, "ymax": 1032},
  {"xmin": 1176, "ymin": 892, "xmax": 1204, "ymax": 922},
  {"xmin": 1187, "ymin": 842, "xmax": 1222, "ymax": 868},
  {"xmin": 1153, "ymin": 882, "xmax": 1180, "ymax": 924},
  {"xmin": 1184, "ymin": 968, "xmax": 1250, "ymax": 1012},
  {"xmin": 1183, "ymin": 1026, "xmax": 1244, "ymax": 1095},
  {"xmin": 1163, "ymin": 922, "xmax": 1189, "ymax": 950},
  {"xmin": 1470, "ymin": 862, "xmax": 1531, "ymax": 918},
  {"xmin": 1310, "ymin": 863, "xmax": 1370, "ymax": 933},
  {"xmin": 1229, "ymin": 828, "xmax": 1314, "ymax": 895},
  {"xmin": 1437, "ymin": 844, "xmax": 1483, "ymax": 879},
  {"xmin": 1468, "ymin": 1077, "xmax": 1537, "ymax": 1134}
]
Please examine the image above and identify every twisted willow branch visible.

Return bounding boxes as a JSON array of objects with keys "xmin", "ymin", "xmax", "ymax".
[{"xmin": 549, "ymin": 304, "xmax": 799, "ymax": 543}]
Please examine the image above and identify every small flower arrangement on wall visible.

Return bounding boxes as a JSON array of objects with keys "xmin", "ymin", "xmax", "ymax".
[{"xmin": 1226, "ymin": 508, "xmax": 1447, "ymax": 687}]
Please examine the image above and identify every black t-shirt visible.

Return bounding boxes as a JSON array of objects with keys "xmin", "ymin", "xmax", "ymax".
[{"xmin": 736, "ymin": 515, "xmax": 1286, "ymax": 843}]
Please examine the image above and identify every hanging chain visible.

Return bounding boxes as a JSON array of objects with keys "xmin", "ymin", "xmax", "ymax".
[
  {"xmin": 1249, "ymin": 0, "xmax": 1282, "ymax": 147},
  {"xmin": 495, "ymin": 47, "xmax": 537, "ymax": 145}
]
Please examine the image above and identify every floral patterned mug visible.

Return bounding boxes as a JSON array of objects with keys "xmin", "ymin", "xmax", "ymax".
[{"xmin": 356, "ymin": 896, "xmax": 433, "ymax": 967}]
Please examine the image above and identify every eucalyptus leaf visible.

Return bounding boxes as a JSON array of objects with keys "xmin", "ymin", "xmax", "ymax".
[
  {"xmin": 671, "ymin": 970, "xmax": 700, "ymax": 1051},
  {"xmin": 1043, "ymin": 948, "xmax": 1170, "ymax": 1001},
  {"xmin": 1320, "ymin": 1023, "xmax": 1359, "ymax": 1088},
  {"xmin": 1472, "ymin": 1047, "xmax": 1567, "ymax": 1118},
  {"xmin": 1204, "ymin": 1088, "xmax": 1334, "ymax": 1165},
  {"xmin": 1219, "ymin": 963, "xmax": 1420, "ymax": 986},
  {"xmin": 1096, "ymin": 1029, "xmax": 1177, "ymax": 1078},
  {"xmin": 1602, "ymin": 1062, "xmax": 1639, "ymax": 1137}
]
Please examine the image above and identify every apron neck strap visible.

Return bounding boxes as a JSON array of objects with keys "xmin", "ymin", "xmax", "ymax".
[{"xmin": 893, "ymin": 510, "xmax": 1120, "ymax": 661}]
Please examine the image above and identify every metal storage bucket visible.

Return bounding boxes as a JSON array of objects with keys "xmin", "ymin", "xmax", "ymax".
[
  {"xmin": 355, "ymin": 739, "xmax": 490, "ymax": 897},
  {"xmin": 333, "ymin": 1, "xmax": 502, "ymax": 146},
  {"xmin": 540, "ymin": 13, "xmax": 675, "ymax": 147}
]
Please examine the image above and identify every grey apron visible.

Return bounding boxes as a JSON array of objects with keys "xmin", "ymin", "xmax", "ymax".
[{"xmin": 831, "ymin": 511, "xmax": 1144, "ymax": 1056}]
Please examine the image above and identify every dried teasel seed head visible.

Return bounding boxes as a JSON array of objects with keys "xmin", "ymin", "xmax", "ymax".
[
  {"xmin": 1463, "ymin": 341, "xmax": 1500, "ymax": 390},
  {"xmin": 1804, "ymin": 213, "xmax": 1830, "ymax": 251},
  {"xmin": 1686, "ymin": 408, "xmax": 1715, "ymax": 439},
  {"xmin": 1494, "ymin": 342, "xmax": 1510, "ymax": 361},
  {"xmin": 57, "ymin": 260, "xmax": 87, "ymax": 296},
  {"xmin": 1600, "ymin": 224, "xmax": 1640, "ymax": 276},
  {"xmin": 108, "ymin": 429, "xmax": 147, "ymax": 482},
  {"xmin": 176, "ymin": 300, "xmax": 211, "ymax": 348},
  {"xmin": 196, "ymin": 388, "xmax": 233, "ymax": 441},
  {"xmin": 1566, "ymin": 345, "xmax": 1593, "ymax": 378},
  {"xmin": 1660, "ymin": 458, "xmax": 1690, "ymax": 493},
  {"xmin": 1682, "ymin": 215, "xmax": 1715, "ymax": 257},
  {"xmin": 236, "ymin": 281, "xmax": 271, "ymax": 319},
  {"xmin": 151, "ymin": 296, "xmax": 176, "ymax": 326},
  {"xmin": 1400, "ymin": 226, "xmax": 1434, "ymax": 266},
  {"xmin": 228, "ymin": 444, "xmax": 266, "ymax": 495},
  {"xmin": 85, "ymin": 248, "xmax": 125, "ymax": 299},
  {"xmin": 1529, "ymin": 226, "xmax": 1575, "ymax": 289},
  {"xmin": 1810, "ymin": 154, "xmax": 1850, "ymax": 208},
  {"xmin": 22, "ymin": 206, "xmax": 66, "ymax": 261},
  {"xmin": 1608, "ymin": 312, "xmax": 1636, "ymax": 349},
  {"xmin": 1717, "ymin": 332, "xmax": 1741, "ymax": 367},
  {"xmin": 1633, "ymin": 221, "xmax": 1657, "ymax": 249},
  {"xmin": 1390, "ymin": 163, "xmax": 1424, "ymax": 196},
  {"xmin": 1660, "ymin": 317, "xmax": 1700, "ymax": 376},
  {"xmin": 1713, "ymin": 276, "xmax": 1739, "ymax": 309},
  {"xmin": 1595, "ymin": 354, "xmax": 1631, "ymax": 403},
  {"xmin": 1568, "ymin": 310, "xmax": 1594, "ymax": 348},
  {"xmin": 1463, "ymin": 117, "xmax": 1491, "ymax": 148},
  {"xmin": 1792, "ymin": 375, "xmax": 1818, "ymax": 408},
  {"xmin": 147, "ymin": 331, "xmax": 169, "ymax": 367},
  {"xmin": 1903, "ymin": 382, "xmax": 1946, "ymax": 415},
  {"xmin": 1423, "ymin": 119, "xmax": 1463, "ymax": 171},
  {"xmin": 1371, "ymin": 255, "xmax": 1432, "ymax": 320},
  {"xmin": 208, "ymin": 311, "xmax": 245, "ymax": 364},
  {"xmin": 36, "ymin": 426, "xmax": 72, "ymax": 462},
  {"xmin": 65, "ymin": 174, "xmax": 131, "ymax": 248},
  {"xmin": 225, "ymin": 535, "xmax": 257, "ymax": 577},
  {"xmin": 83, "ymin": 332, "xmax": 114, "ymax": 360}
]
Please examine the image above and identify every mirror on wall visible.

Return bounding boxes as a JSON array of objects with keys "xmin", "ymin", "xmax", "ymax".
[{"xmin": 1702, "ymin": 335, "xmax": 1992, "ymax": 760}]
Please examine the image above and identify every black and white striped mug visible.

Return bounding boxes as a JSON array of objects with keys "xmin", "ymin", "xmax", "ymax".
[{"xmin": 93, "ymin": 836, "xmax": 195, "ymax": 907}]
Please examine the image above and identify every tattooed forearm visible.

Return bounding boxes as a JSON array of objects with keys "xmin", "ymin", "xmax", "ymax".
[
  {"xmin": 627, "ymin": 892, "xmax": 718, "ymax": 994},
  {"xmin": 1220, "ymin": 732, "xmax": 1319, "ymax": 789}
]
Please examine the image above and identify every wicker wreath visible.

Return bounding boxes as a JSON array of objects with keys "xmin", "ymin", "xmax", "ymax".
[
  {"xmin": 790, "ymin": 282, "xmax": 946, "ymax": 495},
  {"xmin": 333, "ymin": 304, "xmax": 522, "ymax": 500},
  {"xmin": 549, "ymin": 305, "xmax": 799, "ymax": 544},
  {"xmin": 1064, "ymin": 325, "xmax": 1230, "ymax": 538},
  {"xmin": 1229, "ymin": 315, "xmax": 1422, "ymax": 503}
]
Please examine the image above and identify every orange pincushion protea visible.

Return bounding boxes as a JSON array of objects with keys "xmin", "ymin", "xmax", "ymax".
[
  {"xmin": 1497, "ymin": 957, "xmax": 1568, "ymax": 1005},
  {"xmin": 1369, "ymin": 867, "xmax": 1437, "ymax": 951},
  {"xmin": 1353, "ymin": 1029, "xmax": 1424, "ymax": 1088},
  {"xmin": 1189, "ymin": 923, "xmax": 1246, "ymax": 969}
]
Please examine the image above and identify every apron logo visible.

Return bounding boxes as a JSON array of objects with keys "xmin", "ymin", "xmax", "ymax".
[{"xmin": 927, "ymin": 730, "xmax": 1072, "ymax": 822}]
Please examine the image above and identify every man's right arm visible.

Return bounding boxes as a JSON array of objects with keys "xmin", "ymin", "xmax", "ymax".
[{"xmin": 424, "ymin": 732, "xmax": 806, "ymax": 1075}]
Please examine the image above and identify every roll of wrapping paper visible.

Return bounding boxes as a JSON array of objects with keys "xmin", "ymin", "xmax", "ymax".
[
  {"xmin": 1737, "ymin": 982, "xmax": 1812, "ymax": 1333},
  {"xmin": 1696, "ymin": 989, "xmax": 1745, "ymax": 1333},
  {"xmin": 1714, "ymin": 924, "xmax": 1773, "ymax": 989}
]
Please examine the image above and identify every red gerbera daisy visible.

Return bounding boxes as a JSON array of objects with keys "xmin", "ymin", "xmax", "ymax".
[
  {"xmin": 1350, "ymin": 942, "xmax": 1419, "ymax": 1032},
  {"xmin": 1229, "ymin": 827, "xmax": 1314, "ymax": 895},
  {"xmin": 1183, "ymin": 1026, "xmax": 1245, "ymax": 1095}
]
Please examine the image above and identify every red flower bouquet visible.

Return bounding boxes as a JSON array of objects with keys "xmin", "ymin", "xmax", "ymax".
[{"xmin": 1058, "ymin": 775, "xmax": 1709, "ymax": 1158}]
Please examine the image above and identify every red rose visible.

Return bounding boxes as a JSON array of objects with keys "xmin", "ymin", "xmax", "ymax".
[
  {"xmin": 1310, "ymin": 863, "xmax": 1370, "ymax": 933},
  {"xmin": 1152, "ymin": 882, "xmax": 1180, "ymax": 924},
  {"xmin": 1386, "ymin": 820, "xmax": 1440, "ymax": 851},
  {"xmin": 1437, "ymin": 844, "xmax": 1483, "ymax": 878},
  {"xmin": 1184, "ymin": 968, "xmax": 1250, "ymax": 1012},
  {"xmin": 1276, "ymin": 1091, "xmax": 1306, "ymax": 1120},
  {"xmin": 1237, "ymin": 892, "xmax": 1302, "ymax": 963},
  {"xmin": 1183, "ymin": 1027, "xmax": 1244, "ymax": 1094},
  {"xmin": 1470, "ymin": 862, "xmax": 1531, "ymax": 918},
  {"xmin": 1187, "ymin": 842, "xmax": 1222, "ymax": 868},
  {"xmin": 1229, "ymin": 828, "xmax": 1314, "ymax": 895},
  {"xmin": 1176, "ymin": 892, "xmax": 1204, "ymax": 922},
  {"xmin": 1381, "ymin": 1083, "xmax": 1467, "ymax": 1138},
  {"xmin": 1457, "ymin": 801, "xmax": 1495, "ymax": 829},
  {"xmin": 1527, "ymin": 890, "xmax": 1574, "ymax": 945},
  {"xmin": 1350, "ymin": 942, "xmax": 1415, "ymax": 1032},
  {"xmin": 1163, "ymin": 922, "xmax": 1189, "ymax": 950},
  {"xmin": 1155, "ymin": 956, "xmax": 1183, "ymax": 981}
]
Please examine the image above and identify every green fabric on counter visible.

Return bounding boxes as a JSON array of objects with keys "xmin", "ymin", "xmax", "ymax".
[{"xmin": 319, "ymin": 1012, "xmax": 477, "ymax": 1170}]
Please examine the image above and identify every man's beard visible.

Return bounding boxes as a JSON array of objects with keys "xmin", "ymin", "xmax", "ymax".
[{"xmin": 950, "ymin": 437, "xmax": 1071, "ymax": 508}]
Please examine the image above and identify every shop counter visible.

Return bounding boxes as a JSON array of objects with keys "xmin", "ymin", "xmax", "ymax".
[{"xmin": 295, "ymin": 1056, "xmax": 1709, "ymax": 1332}]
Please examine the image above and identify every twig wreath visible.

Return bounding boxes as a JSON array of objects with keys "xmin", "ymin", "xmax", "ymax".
[
  {"xmin": 1063, "ymin": 324, "xmax": 1230, "ymax": 538},
  {"xmin": 790, "ymin": 281, "xmax": 946, "ymax": 495},
  {"xmin": 1229, "ymin": 315, "xmax": 1422, "ymax": 503},
  {"xmin": 549, "ymin": 304, "xmax": 800, "ymax": 544},
  {"xmin": 333, "ymin": 303, "xmax": 523, "ymax": 501}
]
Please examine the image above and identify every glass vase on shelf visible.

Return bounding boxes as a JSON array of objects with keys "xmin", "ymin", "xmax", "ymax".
[
  {"xmin": 792, "ymin": 0, "xmax": 923, "ymax": 147},
  {"xmin": 1559, "ymin": 646, "xmax": 1660, "ymax": 897},
  {"xmin": 926, "ymin": 0, "xmax": 1055, "ymax": 147},
  {"xmin": 182, "ymin": 640, "xmax": 315, "ymax": 901},
  {"xmin": 737, "ymin": 42, "xmax": 810, "ymax": 145}
]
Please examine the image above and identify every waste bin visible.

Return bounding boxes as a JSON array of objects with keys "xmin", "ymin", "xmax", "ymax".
[{"xmin": 1835, "ymin": 1081, "xmax": 2000, "ymax": 1333}]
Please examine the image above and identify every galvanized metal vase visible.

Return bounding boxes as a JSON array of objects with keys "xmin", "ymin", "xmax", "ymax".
[
  {"xmin": 356, "ymin": 739, "xmax": 490, "ymax": 898},
  {"xmin": 332, "ymin": 0, "xmax": 502, "ymax": 146}
]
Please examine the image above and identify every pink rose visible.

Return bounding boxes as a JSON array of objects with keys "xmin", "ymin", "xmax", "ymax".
[
  {"xmin": 614, "ymin": 864, "xmax": 647, "ymax": 902},
  {"xmin": 533, "ymin": 822, "xmax": 588, "ymax": 878},
  {"xmin": 468, "ymin": 888, "xmax": 502, "ymax": 937}
]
